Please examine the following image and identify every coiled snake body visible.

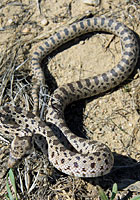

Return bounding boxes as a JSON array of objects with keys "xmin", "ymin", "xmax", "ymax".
[{"xmin": 1, "ymin": 17, "xmax": 139, "ymax": 177}]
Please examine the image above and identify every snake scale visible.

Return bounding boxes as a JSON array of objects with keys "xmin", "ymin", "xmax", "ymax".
[{"xmin": 0, "ymin": 17, "xmax": 139, "ymax": 177}]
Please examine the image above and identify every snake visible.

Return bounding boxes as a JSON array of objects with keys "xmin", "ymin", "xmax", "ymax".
[{"xmin": 0, "ymin": 17, "xmax": 139, "ymax": 177}]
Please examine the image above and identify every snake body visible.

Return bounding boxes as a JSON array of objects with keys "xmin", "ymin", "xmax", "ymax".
[{"xmin": 1, "ymin": 17, "xmax": 139, "ymax": 177}]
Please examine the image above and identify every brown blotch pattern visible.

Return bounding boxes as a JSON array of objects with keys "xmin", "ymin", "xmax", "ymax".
[
  {"xmin": 74, "ymin": 162, "xmax": 78, "ymax": 168},
  {"xmin": 91, "ymin": 163, "xmax": 96, "ymax": 168},
  {"xmin": 5, "ymin": 17, "xmax": 138, "ymax": 177}
]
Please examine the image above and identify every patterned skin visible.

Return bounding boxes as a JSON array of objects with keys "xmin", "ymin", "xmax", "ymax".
[{"xmin": 0, "ymin": 17, "xmax": 138, "ymax": 177}]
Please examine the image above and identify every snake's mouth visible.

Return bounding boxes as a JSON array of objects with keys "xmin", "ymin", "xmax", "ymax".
[
  {"xmin": 8, "ymin": 135, "xmax": 34, "ymax": 168},
  {"xmin": 8, "ymin": 152, "xmax": 30, "ymax": 168},
  {"xmin": 8, "ymin": 153, "xmax": 22, "ymax": 168}
]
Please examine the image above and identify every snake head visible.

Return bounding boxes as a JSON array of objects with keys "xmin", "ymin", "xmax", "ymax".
[{"xmin": 8, "ymin": 135, "xmax": 34, "ymax": 168}]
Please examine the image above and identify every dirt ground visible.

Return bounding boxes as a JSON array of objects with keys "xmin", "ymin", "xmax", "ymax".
[{"xmin": 0, "ymin": 0, "xmax": 140, "ymax": 199}]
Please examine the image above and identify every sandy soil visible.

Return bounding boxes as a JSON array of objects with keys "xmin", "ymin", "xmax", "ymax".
[{"xmin": 0, "ymin": 0, "xmax": 140, "ymax": 199}]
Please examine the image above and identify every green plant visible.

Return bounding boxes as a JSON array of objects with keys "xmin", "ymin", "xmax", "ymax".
[
  {"xmin": 98, "ymin": 183, "xmax": 140, "ymax": 200},
  {"xmin": 97, "ymin": 183, "xmax": 117, "ymax": 200},
  {"xmin": 5, "ymin": 169, "xmax": 18, "ymax": 200},
  {"xmin": 131, "ymin": 196, "xmax": 140, "ymax": 200}
]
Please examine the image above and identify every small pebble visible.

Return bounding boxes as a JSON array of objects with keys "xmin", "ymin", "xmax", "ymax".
[
  {"xmin": 83, "ymin": 0, "xmax": 101, "ymax": 6},
  {"xmin": 79, "ymin": 41, "xmax": 85, "ymax": 45},
  {"xmin": 128, "ymin": 123, "xmax": 132, "ymax": 127},
  {"xmin": 7, "ymin": 19, "xmax": 13, "ymax": 25},
  {"xmin": 22, "ymin": 27, "xmax": 30, "ymax": 34},
  {"xmin": 41, "ymin": 18, "xmax": 49, "ymax": 26}
]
